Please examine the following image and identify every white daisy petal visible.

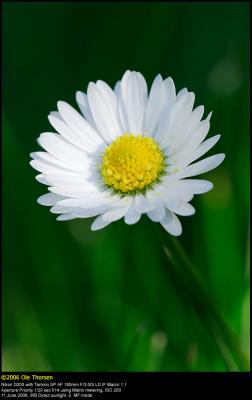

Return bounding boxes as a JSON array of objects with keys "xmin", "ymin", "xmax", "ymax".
[
  {"xmin": 161, "ymin": 193, "xmax": 184, "ymax": 209},
  {"xmin": 50, "ymin": 205, "xmax": 73, "ymax": 214},
  {"xmin": 136, "ymin": 71, "xmax": 148, "ymax": 106},
  {"xmin": 176, "ymin": 179, "xmax": 213, "ymax": 194},
  {"xmin": 169, "ymin": 203, "xmax": 195, "ymax": 216},
  {"xmin": 160, "ymin": 211, "xmax": 182, "ymax": 236},
  {"xmin": 190, "ymin": 134, "xmax": 221, "ymax": 162},
  {"xmin": 35, "ymin": 174, "xmax": 50, "ymax": 185},
  {"xmin": 44, "ymin": 174, "xmax": 92, "ymax": 187},
  {"xmin": 144, "ymin": 74, "xmax": 164, "ymax": 136},
  {"xmin": 102, "ymin": 206, "xmax": 130, "ymax": 223},
  {"xmin": 38, "ymin": 193, "xmax": 65, "ymax": 206},
  {"xmin": 48, "ymin": 183, "xmax": 100, "ymax": 198},
  {"xmin": 30, "ymin": 151, "xmax": 89, "ymax": 173},
  {"xmin": 156, "ymin": 91, "xmax": 195, "ymax": 147},
  {"xmin": 72, "ymin": 206, "xmax": 109, "ymax": 218},
  {"xmin": 87, "ymin": 81, "xmax": 122, "ymax": 142},
  {"xmin": 118, "ymin": 70, "xmax": 147, "ymax": 134},
  {"xmin": 152, "ymin": 76, "xmax": 176, "ymax": 140},
  {"xmin": 114, "ymin": 80, "xmax": 121, "ymax": 96},
  {"xmin": 168, "ymin": 133, "xmax": 220, "ymax": 171},
  {"xmin": 49, "ymin": 111, "xmax": 62, "ymax": 119},
  {"xmin": 30, "ymin": 159, "xmax": 69, "ymax": 175},
  {"xmin": 134, "ymin": 194, "xmax": 156, "ymax": 213},
  {"xmin": 153, "ymin": 182, "xmax": 190, "ymax": 207},
  {"xmin": 165, "ymin": 93, "xmax": 196, "ymax": 148},
  {"xmin": 170, "ymin": 105, "xmax": 205, "ymax": 154},
  {"xmin": 56, "ymin": 213, "xmax": 76, "ymax": 221},
  {"xmin": 179, "ymin": 154, "xmax": 225, "ymax": 179},
  {"xmin": 75, "ymin": 91, "xmax": 96, "ymax": 128},
  {"xmin": 51, "ymin": 204, "xmax": 107, "ymax": 218},
  {"xmin": 55, "ymin": 194, "xmax": 108, "ymax": 210},
  {"xmin": 161, "ymin": 180, "xmax": 212, "ymax": 207},
  {"xmin": 163, "ymin": 77, "xmax": 176, "ymax": 111},
  {"xmin": 48, "ymin": 113, "xmax": 99, "ymax": 153},
  {"xmin": 124, "ymin": 204, "xmax": 141, "ymax": 225},
  {"xmin": 176, "ymin": 88, "xmax": 188, "ymax": 99},
  {"xmin": 91, "ymin": 214, "xmax": 113, "ymax": 231},
  {"xmin": 37, "ymin": 132, "xmax": 90, "ymax": 165},
  {"xmin": 207, "ymin": 111, "xmax": 213, "ymax": 121},
  {"xmin": 57, "ymin": 101, "xmax": 104, "ymax": 146},
  {"xmin": 182, "ymin": 119, "xmax": 211, "ymax": 152},
  {"xmin": 147, "ymin": 202, "xmax": 166, "ymax": 222}
]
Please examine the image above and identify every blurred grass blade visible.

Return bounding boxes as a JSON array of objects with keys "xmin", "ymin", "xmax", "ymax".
[
  {"xmin": 156, "ymin": 223, "xmax": 249, "ymax": 371},
  {"xmin": 146, "ymin": 331, "xmax": 168, "ymax": 372},
  {"xmin": 122, "ymin": 321, "xmax": 148, "ymax": 371}
]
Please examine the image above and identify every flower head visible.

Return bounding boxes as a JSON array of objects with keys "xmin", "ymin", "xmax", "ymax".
[{"xmin": 30, "ymin": 70, "xmax": 225, "ymax": 236}]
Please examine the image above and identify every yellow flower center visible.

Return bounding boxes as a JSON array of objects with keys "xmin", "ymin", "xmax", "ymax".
[{"xmin": 101, "ymin": 133, "xmax": 165, "ymax": 195}]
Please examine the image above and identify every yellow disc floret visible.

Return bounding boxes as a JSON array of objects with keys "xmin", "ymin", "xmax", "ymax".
[{"xmin": 101, "ymin": 133, "xmax": 165, "ymax": 195}]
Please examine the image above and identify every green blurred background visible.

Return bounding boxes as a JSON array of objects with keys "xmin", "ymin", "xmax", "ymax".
[{"xmin": 2, "ymin": 1, "xmax": 250, "ymax": 371}]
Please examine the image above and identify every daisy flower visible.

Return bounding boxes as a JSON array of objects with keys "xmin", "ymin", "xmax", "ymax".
[{"xmin": 30, "ymin": 70, "xmax": 225, "ymax": 236}]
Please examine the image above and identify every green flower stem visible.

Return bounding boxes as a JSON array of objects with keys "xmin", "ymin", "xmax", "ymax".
[{"xmin": 155, "ymin": 223, "xmax": 249, "ymax": 371}]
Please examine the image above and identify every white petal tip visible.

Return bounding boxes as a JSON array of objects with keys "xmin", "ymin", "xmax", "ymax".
[
  {"xmin": 155, "ymin": 73, "xmax": 163, "ymax": 81},
  {"xmin": 218, "ymin": 153, "xmax": 225, "ymax": 164},
  {"xmin": 160, "ymin": 222, "xmax": 182, "ymax": 237},
  {"xmin": 37, "ymin": 196, "xmax": 48, "ymax": 206},
  {"xmin": 76, "ymin": 91, "xmax": 84, "ymax": 101},
  {"xmin": 48, "ymin": 114, "xmax": 54, "ymax": 121},
  {"xmin": 37, "ymin": 198, "xmax": 44, "ymax": 206},
  {"xmin": 166, "ymin": 76, "xmax": 174, "ymax": 84},
  {"xmin": 56, "ymin": 213, "xmax": 75, "ymax": 221},
  {"xmin": 87, "ymin": 82, "xmax": 95, "ymax": 91},
  {"xmin": 202, "ymin": 181, "xmax": 214, "ymax": 192},
  {"xmin": 90, "ymin": 223, "xmax": 102, "ymax": 232},
  {"xmin": 57, "ymin": 100, "xmax": 67, "ymax": 111},
  {"xmin": 172, "ymin": 231, "xmax": 182, "ymax": 237},
  {"xmin": 124, "ymin": 220, "xmax": 136, "ymax": 226},
  {"xmin": 208, "ymin": 111, "xmax": 213, "ymax": 119}
]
